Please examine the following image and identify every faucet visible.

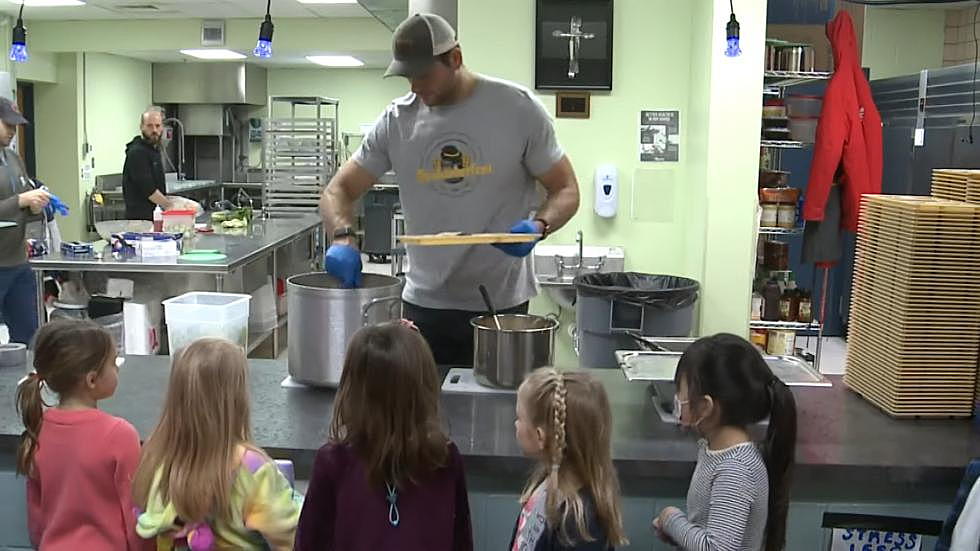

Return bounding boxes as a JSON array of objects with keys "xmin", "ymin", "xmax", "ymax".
[
  {"xmin": 163, "ymin": 117, "xmax": 186, "ymax": 181},
  {"xmin": 553, "ymin": 230, "xmax": 604, "ymax": 281}
]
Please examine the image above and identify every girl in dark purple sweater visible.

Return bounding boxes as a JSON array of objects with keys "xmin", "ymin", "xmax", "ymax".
[{"xmin": 294, "ymin": 321, "xmax": 473, "ymax": 551}]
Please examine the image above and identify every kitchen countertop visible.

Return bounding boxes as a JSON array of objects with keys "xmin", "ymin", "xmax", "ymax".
[
  {"xmin": 1, "ymin": 355, "xmax": 977, "ymax": 489},
  {"xmin": 29, "ymin": 214, "xmax": 322, "ymax": 273},
  {"xmin": 166, "ymin": 179, "xmax": 218, "ymax": 194}
]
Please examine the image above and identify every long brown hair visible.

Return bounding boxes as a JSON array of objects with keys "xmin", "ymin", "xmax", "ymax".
[
  {"xmin": 16, "ymin": 319, "xmax": 115, "ymax": 476},
  {"xmin": 329, "ymin": 322, "xmax": 448, "ymax": 489},
  {"xmin": 518, "ymin": 368, "xmax": 627, "ymax": 547},
  {"xmin": 132, "ymin": 338, "xmax": 256, "ymax": 524},
  {"xmin": 675, "ymin": 334, "xmax": 798, "ymax": 551}
]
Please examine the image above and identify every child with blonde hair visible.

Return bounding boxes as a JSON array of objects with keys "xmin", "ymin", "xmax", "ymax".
[
  {"xmin": 295, "ymin": 321, "xmax": 472, "ymax": 550},
  {"xmin": 133, "ymin": 338, "xmax": 301, "ymax": 550},
  {"xmin": 16, "ymin": 319, "xmax": 148, "ymax": 550},
  {"xmin": 512, "ymin": 368, "xmax": 628, "ymax": 550}
]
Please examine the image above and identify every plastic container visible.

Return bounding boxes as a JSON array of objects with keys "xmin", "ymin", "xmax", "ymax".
[
  {"xmin": 161, "ymin": 209, "xmax": 196, "ymax": 235},
  {"xmin": 162, "ymin": 292, "xmax": 251, "ymax": 353},
  {"xmin": 786, "ymin": 94, "xmax": 822, "ymax": 117},
  {"xmin": 788, "ymin": 116, "xmax": 819, "ymax": 143}
]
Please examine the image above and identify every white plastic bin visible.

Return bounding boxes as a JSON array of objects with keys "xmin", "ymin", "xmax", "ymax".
[{"xmin": 162, "ymin": 292, "xmax": 251, "ymax": 353}]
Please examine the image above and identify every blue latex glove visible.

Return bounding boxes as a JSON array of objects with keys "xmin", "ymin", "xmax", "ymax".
[
  {"xmin": 45, "ymin": 192, "xmax": 69, "ymax": 217},
  {"xmin": 324, "ymin": 244, "xmax": 363, "ymax": 288},
  {"xmin": 492, "ymin": 219, "xmax": 542, "ymax": 258}
]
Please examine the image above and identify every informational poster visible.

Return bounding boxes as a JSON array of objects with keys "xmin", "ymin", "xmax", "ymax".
[
  {"xmin": 639, "ymin": 110, "xmax": 680, "ymax": 162},
  {"xmin": 829, "ymin": 528, "xmax": 922, "ymax": 551}
]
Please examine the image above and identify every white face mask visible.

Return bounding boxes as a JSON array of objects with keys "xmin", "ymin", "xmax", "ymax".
[{"xmin": 674, "ymin": 393, "xmax": 708, "ymax": 431}]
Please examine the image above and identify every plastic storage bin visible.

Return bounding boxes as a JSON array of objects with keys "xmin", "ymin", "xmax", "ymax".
[
  {"xmin": 162, "ymin": 292, "xmax": 251, "ymax": 353},
  {"xmin": 786, "ymin": 94, "xmax": 822, "ymax": 117},
  {"xmin": 789, "ymin": 116, "xmax": 819, "ymax": 143},
  {"xmin": 161, "ymin": 209, "xmax": 196, "ymax": 235}
]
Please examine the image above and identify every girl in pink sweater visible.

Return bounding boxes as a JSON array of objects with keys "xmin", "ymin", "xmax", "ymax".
[{"xmin": 16, "ymin": 319, "xmax": 148, "ymax": 550}]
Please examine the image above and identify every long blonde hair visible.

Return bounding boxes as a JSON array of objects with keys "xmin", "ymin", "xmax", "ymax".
[
  {"xmin": 518, "ymin": 368, "xmax": 627, "ymax": 547},
  {"xmin": 133, "ymin": 338, "xmax": 256, "ymax": 524}
]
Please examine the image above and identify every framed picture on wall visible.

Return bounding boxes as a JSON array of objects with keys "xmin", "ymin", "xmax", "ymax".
[{"xmin": 535, "ymin": 0, "xmax": 614, "ymax": 91}]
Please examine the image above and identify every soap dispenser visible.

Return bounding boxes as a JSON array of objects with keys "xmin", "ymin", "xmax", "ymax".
[{"xmin": 594, "ymin": 163, "xmax": 617, "ymax": 218}]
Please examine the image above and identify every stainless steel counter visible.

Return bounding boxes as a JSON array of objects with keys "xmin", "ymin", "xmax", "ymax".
[
  {"xmin": 31, "ymin": 214, "xmax": 322, "ymax": 274},
  {"xmin": 30, "ymin": 214, "xmax": 324, "ymax": 355},
  {"xmin": 166, "ymin": 179, "xmax": 218, "ymax": 194}
]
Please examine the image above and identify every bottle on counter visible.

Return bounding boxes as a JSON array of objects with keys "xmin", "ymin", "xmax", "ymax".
[
  {"xmin": 153, "ymin": 205, "xmax": 164, "ymax": 232},
  {"xmin": 798, "ymin": 290, "xmax": 813, "ymax": 324},
  {"xmin": 762, "ymin": 279, "xmax": 782, "ymax": 321}
]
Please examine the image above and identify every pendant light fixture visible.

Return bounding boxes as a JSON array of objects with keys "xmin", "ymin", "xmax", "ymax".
[
  {"xmin": 725, "ymin": 0, "xmax": 741, "ymax": 58},
  {"xmin": 254, "ymin": 0, "xmax": 274, "ymax": 59},
  {"xmin": 9, "ymin": 2, "xmax": 28, "ymax": 64}
]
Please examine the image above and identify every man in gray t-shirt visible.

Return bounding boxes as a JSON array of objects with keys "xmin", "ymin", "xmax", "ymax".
[{"xmin": 320, "ymin": 13, "xmax": 580, "ymax": 366}]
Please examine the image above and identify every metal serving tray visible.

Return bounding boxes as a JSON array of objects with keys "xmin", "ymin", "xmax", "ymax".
[{"xmin": 615, "ymin": 350, "xmax": 831, "ymax": 387}]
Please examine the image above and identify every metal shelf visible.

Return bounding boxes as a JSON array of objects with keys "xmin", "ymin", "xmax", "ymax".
[
  {"xmin": 764, "ymin": 70, "xmax": 833, "ymax": 88},
  {"xmin": 759, "ymin": 226, "xmax": 804, "ymax": 236},
  {"xmin": 761, "ymin": 140, "xmax": 808, "ymax": 149},
  {"xmin": 750, "ymin": 320, "xmax": 822, "ymax": 332}
]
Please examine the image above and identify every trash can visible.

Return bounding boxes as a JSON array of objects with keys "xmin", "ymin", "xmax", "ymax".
[{"xmin": 574, "ymin": 273, "xmax": 699, "ymax": 368}]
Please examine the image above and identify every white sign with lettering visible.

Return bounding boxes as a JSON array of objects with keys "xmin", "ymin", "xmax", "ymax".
[{"xmin": 830, "ymin": 528, "xmax": 922, "ymax": 551}]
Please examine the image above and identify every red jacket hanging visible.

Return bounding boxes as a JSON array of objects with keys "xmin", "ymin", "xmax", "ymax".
[{"xmin": 802, "ymin": 11, "xmax": 882, "ymax": 231}]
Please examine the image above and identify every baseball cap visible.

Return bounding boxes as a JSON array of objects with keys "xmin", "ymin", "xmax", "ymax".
[
  {"xmin": 0, "ymin": 98, "xmax": 28, "ymax": 126},
  {"xmin": 384, "ymin": 13, "xmax": 458, "ymax": 79}
]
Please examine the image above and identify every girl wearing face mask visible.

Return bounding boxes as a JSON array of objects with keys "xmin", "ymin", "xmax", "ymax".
[{"xmin": 653, "ymin": 334, "xmax": 798, "ymax": 551}]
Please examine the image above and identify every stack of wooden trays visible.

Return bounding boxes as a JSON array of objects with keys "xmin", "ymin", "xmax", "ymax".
[
  {"xmin": 931, "ymin": 169, "xmax": 980, "ymax": 203},
  {"xmin": 845, "ymin": 195, "xmax": 980, "ymax": 418}
]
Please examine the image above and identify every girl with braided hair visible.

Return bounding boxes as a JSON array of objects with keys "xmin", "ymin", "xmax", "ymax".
[{"xmin": 511, "ymin": 368, "xmax": 627, "ymax": 550}]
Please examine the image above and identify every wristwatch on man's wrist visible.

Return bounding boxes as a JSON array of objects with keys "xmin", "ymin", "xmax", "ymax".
[{"xmin": 533, "ymin": 218, "xmax": 551, "ymax": 239}]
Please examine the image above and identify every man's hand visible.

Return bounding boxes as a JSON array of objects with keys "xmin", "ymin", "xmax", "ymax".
[
  {"xmin": 324, "ymin": 243, "xmax": 363, "ymax": 288},
  {"xmin": 492, "ymin": 219, "xmax": 543, "ymax": 258},
  {"xmin": 18, "ymin": 189, "xmax": 50, "ymax": 214}
]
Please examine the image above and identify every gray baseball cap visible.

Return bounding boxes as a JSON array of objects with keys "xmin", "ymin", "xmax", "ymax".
[
  {"xmin": 384, "ymin": 13, "xmax": 458, "ymax": 79},
  {"xmin": 0, "ymin": 98, "xmax": 28, "ymax": 126}
]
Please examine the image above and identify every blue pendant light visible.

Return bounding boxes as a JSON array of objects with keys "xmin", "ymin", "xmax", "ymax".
[
  {"xmin": 9, "ymin": 3, "xmax": 28, "ymax": 64},
  {"xmin": 725, "ymin": 0, "xmax": 741, "ymax": 58},
  {"xmin": 254, "ymin": 0, "xmax": 274, "ymax": 59}
]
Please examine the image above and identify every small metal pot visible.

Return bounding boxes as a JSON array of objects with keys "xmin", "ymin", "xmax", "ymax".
[{"xmin": 471, "ymin": 314, "xmax": 558, "ymax": 389}]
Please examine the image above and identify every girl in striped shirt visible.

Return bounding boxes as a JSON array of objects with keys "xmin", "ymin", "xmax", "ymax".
[{"xmin": 653, "ymin": 334, "xmax": 798, "ymax": 551}]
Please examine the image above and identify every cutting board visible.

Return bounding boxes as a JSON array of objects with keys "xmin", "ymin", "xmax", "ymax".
[{"xmin": 398, "ymin": 232, "xmax": 540, "ymax": 246}]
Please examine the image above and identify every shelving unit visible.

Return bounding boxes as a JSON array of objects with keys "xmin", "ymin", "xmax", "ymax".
[
  {"xmin": 755, "ymin": 67, "xmax": 832, "ymax": 372},
  {"xmin": 263, "ymin": 96, "xmax": 340, "ymax": 218},
  {"xmin": 759, "ymin": 226, "xmax": 804, "ymax": 236}
]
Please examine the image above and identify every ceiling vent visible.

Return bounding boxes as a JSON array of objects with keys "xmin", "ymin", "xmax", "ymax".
[{"xmin": 202, "ymin": 20, "xmax": 225, "ymax": 47}]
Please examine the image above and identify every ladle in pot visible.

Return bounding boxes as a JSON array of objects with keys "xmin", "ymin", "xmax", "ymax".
[{"xmin": 478, "ymin": 284, "xmax": 502, "ymax": 330}]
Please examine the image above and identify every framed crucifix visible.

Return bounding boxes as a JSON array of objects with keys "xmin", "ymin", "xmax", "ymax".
[{"xmin": 535, "ymin": 0, "xmax": 613, "ymax": 91}]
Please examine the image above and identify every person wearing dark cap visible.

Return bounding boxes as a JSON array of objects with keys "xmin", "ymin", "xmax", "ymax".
[
  {"xmin": 122, "ymin": 106, "xmax": 171, "ymax": 220},
  {"xmin": 320, "ymin": 13, "xmax": 581, "ymax": 367},
  {"xmin": 0, "ymin": 96, "xmax": 48, "ymax": 345}
]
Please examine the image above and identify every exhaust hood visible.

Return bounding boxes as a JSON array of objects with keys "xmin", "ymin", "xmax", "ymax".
[{"xmin": 152, "ymin": 62, "xmax": 268, "ymax": 106}]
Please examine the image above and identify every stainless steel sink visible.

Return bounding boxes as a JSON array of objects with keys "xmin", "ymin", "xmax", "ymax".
[{"xmin": 534, "ymin": 232, "xmax": 624, "ymax": 310}]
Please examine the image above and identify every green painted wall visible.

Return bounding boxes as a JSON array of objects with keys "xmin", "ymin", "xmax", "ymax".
[
  {"xmin": 862, "ymin": 7, "xmax": 945, "ymax": 80},
  {"xmin": 33, "ymin": 53, "xmax": 83, "ymax": 241},
  {"xmin": 27, "ymin": 18, "xmax": 392, "ymax": 55},
  {"xmin": 16, "ymin": 51, "xmax": 58, "ymax": 84},
  {"xmin": 458, "ymin": 0, "xmax": 766, "ymax": 364},
  {"xmin": 82, "ymin": 53, "xmax": 152, "ymax": 179}
]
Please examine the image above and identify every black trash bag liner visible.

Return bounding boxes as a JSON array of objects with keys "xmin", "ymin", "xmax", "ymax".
[{"xmin": 573, "ymin": 272, "xmax": 700, "ymax": 310}]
